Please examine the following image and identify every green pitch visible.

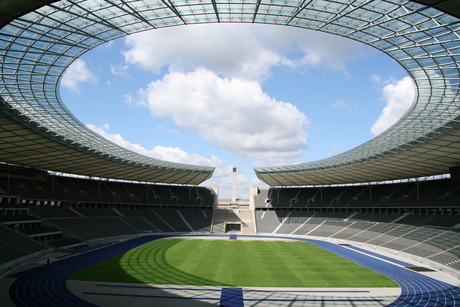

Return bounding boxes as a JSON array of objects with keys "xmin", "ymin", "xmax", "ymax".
[{"xmin": 69, "ymin": 238, "xmax": 398, "ymax": 288}]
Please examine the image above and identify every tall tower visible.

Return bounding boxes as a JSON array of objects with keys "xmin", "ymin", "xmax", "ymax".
[{"xmin": 232, "ymin": 166, "xmax": 237, "ymax": 203}]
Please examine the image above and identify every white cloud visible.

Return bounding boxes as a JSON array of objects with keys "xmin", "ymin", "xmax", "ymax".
[
  {"xmin": 270, "ymin": 27, "xmax": 368, "ymax": 73},
  {"xmin": 61, "ymin": 59, "xmax": 96, "ymax": 93},
  {"xmin": 157, "ymin": 125, "xmax": 181, "ymax": 136},
  {"xmin": 138, "ymin": 69, "xmax": 310, "ymax": 165},
  {"xmin": 123, "ymin": 94, "xmax": 134, "ymax": 106},
  {"xmin": 371, "ymin": 76, "xmax": 415, "ymax": 136},
  {"xmin": 110, "ymin": 63, "xmax": 129, "ymax": 77},
  {"xmin": 86, "ymin": 123, "xmax": 263, "ymax": 197},
  {"xmin": 370, "ymin": 74, "xmax": 383, "ymax": 85},
  {"xmin": 122, "ymin": 24, "xmax": 368, "ymax": 81},
  {"xmin": 118, "ymin": 24, "xmax": 368, "ymax": 167},
  {"xmin": 123, "ymin": 24, "xmax": 283, "ymax": 81},
  {"xmin": 87, "ymin": 123, "xmax": 215, "ymax": 166},
  {"xmin": 328, "ymin": 145, "xmax": 340, "ymax": 154},
  {"xmin": 329, "ymin": 100, "xmax": 350, "ymax": 111},
  {"xmin": 101, "ymin": 123, "xmax": 110, "ymax": 131}
]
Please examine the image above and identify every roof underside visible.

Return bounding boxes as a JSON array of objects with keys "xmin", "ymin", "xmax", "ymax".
[
  {"xmin": 259, "ymin": 126, "xmax": 460, "ymax": 186},
  {"xmin": 0, "ymin": 103, "xmax": 213, "ymax": 184},
  {"xmin": 0, "ymin": 0, "xmax": 459, "ymax": 186}
]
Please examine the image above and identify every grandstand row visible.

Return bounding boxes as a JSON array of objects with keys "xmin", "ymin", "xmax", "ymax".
[
  {"xmin": 1, "ymin": 168, "xmax": 459, "ymax": 277},
  {"xmin": 1, "ymin": 0, "xmax": 460, "ymax": 306}
]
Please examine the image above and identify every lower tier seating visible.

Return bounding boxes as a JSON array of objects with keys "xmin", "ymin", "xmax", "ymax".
[{"xmin": 255, "ymin": 209, "xmax": 460, "ymax": 271}]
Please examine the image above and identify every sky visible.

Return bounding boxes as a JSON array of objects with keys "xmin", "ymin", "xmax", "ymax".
[{"xmin": 60, "ymin": 23, "xmax": 414, "ymax": 199}]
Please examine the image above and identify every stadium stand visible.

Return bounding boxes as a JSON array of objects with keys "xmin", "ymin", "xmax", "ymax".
[
  {"xmin": 1, "ymin": 162, "xmax": 459, "ymax": 298},
  {"xmin": 252, "ymin": 179, "xmax": 460, "ymax": 272},
  {"xmin": 260, "ymin": 179, "xmax": 460, "ymax": 209},
  {"xmin": 0, "ymin": 224, "xmax": 50, "ymax": 264},
  {"xmin": 0, "ymin": 173, "xmax": 216, "ymax": 207},
  {"xmin": 0, "ymin": 168, "xmax": 217, "ymax": 273}
]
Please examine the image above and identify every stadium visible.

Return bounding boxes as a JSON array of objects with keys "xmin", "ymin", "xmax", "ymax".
[{"xmin": 0, "ymin": 0, "xmax": 460, "ymax": 306}]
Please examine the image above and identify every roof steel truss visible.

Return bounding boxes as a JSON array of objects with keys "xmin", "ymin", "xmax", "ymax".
[{"xmin": 0, "ymin": 0, "xmax": 459, "ymax": 186}]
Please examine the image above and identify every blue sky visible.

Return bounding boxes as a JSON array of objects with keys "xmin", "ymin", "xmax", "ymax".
[{"xmin": 60, "ymin": 24, "xmax": 414, "ymax": 199}]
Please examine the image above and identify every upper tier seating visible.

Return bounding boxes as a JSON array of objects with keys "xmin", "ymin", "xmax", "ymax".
[
  {"xmin": 255, "ymin": 179, "xmax": 460, "ymax": 209},
  {"xmin": 0, "ymin": 175, "xmax": 216, "ymax": 207}
]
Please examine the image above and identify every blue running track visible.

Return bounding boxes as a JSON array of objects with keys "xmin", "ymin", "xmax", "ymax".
[
  {"xmin": 7, "ymin": 235, "xmax": 460, "ymax": 306},
  {"xmin": 301, "ymin": 238, "xmax": 460, "ymax": 307}
]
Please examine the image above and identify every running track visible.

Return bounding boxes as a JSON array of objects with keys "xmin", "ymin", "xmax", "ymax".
[{"xmin": 7, "ymin": 235, "xmax": 460, "ymax": 306}]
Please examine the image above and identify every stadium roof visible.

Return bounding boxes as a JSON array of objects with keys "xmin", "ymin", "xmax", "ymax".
[{"xmin": 0, "ymin": 0, "xmax": 459, "ymax": 187}]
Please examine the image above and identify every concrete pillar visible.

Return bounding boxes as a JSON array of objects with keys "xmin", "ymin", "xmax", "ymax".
[{"xmin": 232, "ymin": 166, "xmax": 237, "ymax": 203}]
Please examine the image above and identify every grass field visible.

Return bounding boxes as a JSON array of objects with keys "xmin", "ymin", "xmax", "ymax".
[{"xmin": 69, "ymin": 238, "xmax": 398, "ymax": 288}]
